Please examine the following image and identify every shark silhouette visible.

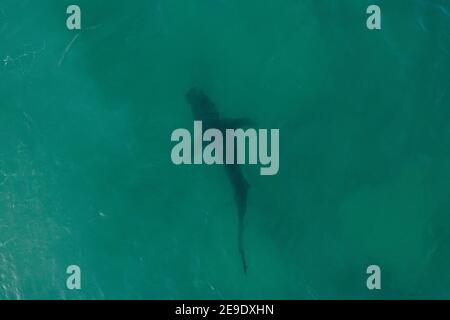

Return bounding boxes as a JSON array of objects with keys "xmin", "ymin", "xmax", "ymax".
[{"xmin": 186, "ymin": 88, "xmax": 253, "ymax": 274}]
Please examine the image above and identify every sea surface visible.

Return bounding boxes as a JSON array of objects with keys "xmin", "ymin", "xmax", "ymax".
[{"xmin": 0, "ymin": 0, "xmax": 450, "ymax": 299}]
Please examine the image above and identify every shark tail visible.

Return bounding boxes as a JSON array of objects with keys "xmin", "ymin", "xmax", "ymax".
[
  {"xmin": 238, "ymin": 214, "xmax": 248, "ymax": 275},
  {"xmin": 225, "ymin": 160, "xmax": 250, "ymax": 275},
  {"xmin": 236, "ymin": 181, "xmax": 249, "ymax": 275}
]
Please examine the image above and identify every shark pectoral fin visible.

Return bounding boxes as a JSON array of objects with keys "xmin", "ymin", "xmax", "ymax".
[{"xmin": 222, "ymin": 117, "xmax": 256, "ymax": 129}]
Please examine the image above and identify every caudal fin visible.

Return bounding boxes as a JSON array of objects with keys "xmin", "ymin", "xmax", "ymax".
[
  {"xmin": 236, "ymin": 183, "xmax": 249, "ymax": 275},
  {"xmin": 238, "ymin": 214, "xmax": 248, "ymax": 275},
  {"xmin": 226, "ymin": 162, "xmax": 250, "ymax": 275}
]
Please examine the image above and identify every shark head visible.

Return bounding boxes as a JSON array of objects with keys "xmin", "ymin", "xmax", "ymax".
[{"xmin": 185, "ymin": 88, "xmax": 220, "ymax": 121}]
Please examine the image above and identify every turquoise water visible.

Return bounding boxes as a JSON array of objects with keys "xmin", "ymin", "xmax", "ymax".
[{"xmin": 0, "ymin": 0, "xmax": 450, "ymax": 299}]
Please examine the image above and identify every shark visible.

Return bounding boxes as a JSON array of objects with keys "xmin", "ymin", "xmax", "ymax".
[{"xmin": 185, "ymin": 88, "xmax": 253, "ymax": 274}]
